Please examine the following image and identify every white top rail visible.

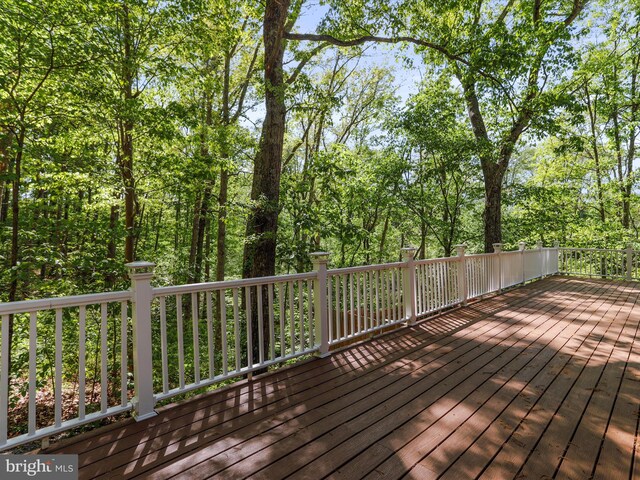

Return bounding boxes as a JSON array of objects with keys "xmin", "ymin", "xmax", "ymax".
[
  {"xmin": 327, "ymin": 261, "xmax": 405, "ymax": 275},
  {"xmin": 153, "ymin": 271, "xmax": 317, "ymax": 297},
  {"xmin": 559, "ymin": 247, "xmax": 625, "ymax": 253},
  {"xmin": 465, "ymin": 252, "xmax": 495, "ymax": 259},
  {"xmin": 0, "ymin": 290, "xmax": 131, "ymax": 315},
  {"xmin": 415, "ymin": 256, "xmax": 460, "ymax": 266}
]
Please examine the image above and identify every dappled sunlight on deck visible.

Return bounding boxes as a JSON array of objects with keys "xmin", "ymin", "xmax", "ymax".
[{"xmin": 45, "ymin": 277, "xmax": 640, "ymax": 479}]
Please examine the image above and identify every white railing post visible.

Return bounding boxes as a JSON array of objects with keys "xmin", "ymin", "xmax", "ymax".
[
  {"xmin": 536, "ymin": 240, "xmax": 544, "ymax": 279},
  {"xmin": 454, "ymin": 244, "xmax": 468, "ymax": 306},
  {"xmin": 626, "ymin": 243, "xmax": 633, "ymax": 281},
  {"xmin": 310, "ymin": 252, "xmax": 330, "ymax": 357},
  {"xmin": 554, "ymin": 241, "xmax": 560, "ymax": 274},
  {"xmin": 519, "ymin": 241, "xmax": 527, "ymax": 284},
  {"xmin": 0, "ymin": 314, "xmax": 8, "ymax": 447},
  {"xmin": 126, "ymin": 261, "xmax": 158, "ymax": 421},
  {"xmin": 401, "ymin": 247, "xmax": 417, "ymax": 325},
  {"xmin": 493, "ymin": 243, "xmax": 503, "ymax": 293}
]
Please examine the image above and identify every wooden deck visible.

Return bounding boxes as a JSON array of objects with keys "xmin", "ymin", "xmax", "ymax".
[{"xmin": 46, "ymin": 276, "xmax": 640, "ymax": 479}]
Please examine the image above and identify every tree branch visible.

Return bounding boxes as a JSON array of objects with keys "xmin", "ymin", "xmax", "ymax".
[
  {"xmin": 497, "ymin": 0, "xmax": 516, "ymax": 24},
  {"xmin": 284, "ymin": 31, "xmax": 507, "ymax": 90},
  {"xmin": 232, "ymin": 39, "xmax": 261, "ymax": 123},
  {"xmin": 286, "ymin": 42, "xmax": 329, "ymax": 85},
  {"xmin": 564, "ymin": 0, "xmax": 585, "ymax": 26}
]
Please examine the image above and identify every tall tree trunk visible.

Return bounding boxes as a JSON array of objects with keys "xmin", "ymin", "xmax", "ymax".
[
  {"xmin": 216, "ymin": 52, "xmax": 232, "ymax": 285},
  {"xmin": 189, "ymin": 90, "xmax": 215, "ymax": 284},
  {"xmin": 482, "ymin": 161, "xmax": 507, "ymax": 252},
  {"xmin": 195, "ymin": 94, "xmax": 215, "ymax": 283},
  {"xmin": 216, "ymin": 168, "xmax": 229, "ymax": 283},
  {"xmin": 0, "ymin": 182, "xmax": 8, "ymax": 225},
  {"xmin": 153, "ymin": 206, "xmax": 163, "ymax": 253},
  {"xmin": 119, "ymin": 3, "xmax": 137, "ymax": 264},
  {"xmin": 194, "ymin": 188, "xmax": 210, "ymax": 283},
  {"xmin": 242, "ymin": 0, "xmax": 291, "ymax": 363},
  {"xmin": 461, "ymin": 75, "xmax": 525, "ymax": 252},
  {"xmin": 9, "ymin": 127, "xmax": 25, "ymax": 303},
  {"xmin": 613, "ymin": 107, "xmax": 624, "ymax": 222},
  {"xmin": 119, "ymin": 121, "xmax": 137, "ymax": 263},
  {"xmin": 204, "ymin": 214, "xmax": 212, "ymax": 282},
  {"xmin": 419, "ymin": 215, "xmax": 427, "ymax": 260},
  {"xmin": 174, "ymin": 190, "xmax": 181, "ymax": 252}
]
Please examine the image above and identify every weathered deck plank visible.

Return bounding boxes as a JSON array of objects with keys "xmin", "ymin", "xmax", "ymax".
[{"xmin": 46, "ymin": 277, "xmax": 640, "ymax": 480}]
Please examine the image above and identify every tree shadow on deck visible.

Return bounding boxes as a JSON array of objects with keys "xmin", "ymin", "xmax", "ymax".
[{"xmin": 46, "ymin": 277, "xmax": 640, "ymax": 480}]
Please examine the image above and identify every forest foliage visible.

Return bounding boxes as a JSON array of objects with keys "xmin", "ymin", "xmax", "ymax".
[{"xmin": 1, "ymin": 0, "xmax": 639, "ymax": 303}]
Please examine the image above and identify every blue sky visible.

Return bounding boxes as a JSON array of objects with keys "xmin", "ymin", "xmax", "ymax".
[{"xmin": 295, "ymin": 0, "xmax": 424, "ymax": 103}]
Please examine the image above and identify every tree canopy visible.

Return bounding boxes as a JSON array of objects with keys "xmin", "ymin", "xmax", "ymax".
[{"xmin": 0, "ymin": 0, "xmax": 637, "ymax": 305}]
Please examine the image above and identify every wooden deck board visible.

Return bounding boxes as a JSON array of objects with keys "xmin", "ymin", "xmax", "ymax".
[
  {"xmin": 403, "ymin": 279, "xmax": 608, "ymax": 480},
  {"xmin": 554, "ymin": 292, "xmax": 639, "ymax": 480},
  {"xmin": 90, "ymin": 285, "xmax": 547, "ymax": 479},
  {"xmin": 513, "ymin": 284, "xmax": 635, "ymax": 480},
  {"xmin": 184, "ymin": 278, "xmax": 586, "ymax": 480},
  {"xmin": 436, "ymin": 302, "xmax": 612, "ymax": 477},
  {"xmin": 46, "ymin": 277, "xmax": 640, "ymax": 480},
  {"xmin": 447, "ymin": 279, "xmax": 633, "ymax": 480},
  {"xmin": 591, "ymin": 300, "xmax": 640, "ymax": 480},
  {"xmin": 91, "ymin": 278, "xmax": 563, "ymax": 479},
  {"xmin": 299, "ymin": 279, "xmax": 595, "ymax": 480}
]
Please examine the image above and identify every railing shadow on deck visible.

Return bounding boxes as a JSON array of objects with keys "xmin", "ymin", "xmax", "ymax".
[{"xmin": 41, "ymin": 277, "xmax": 640, "ymax": 479}]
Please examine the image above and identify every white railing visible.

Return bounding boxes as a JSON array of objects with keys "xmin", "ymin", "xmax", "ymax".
[
  {"xmin": 0, "ymin": 242, "xmax": 563, "ymax": 450},
  {"xmin": 151, "ymin": 272, "xmax": 318, "ymax": 402},
  {"xmin": 558, "ymin": 246, "xmax": 640, "ymax": 280},
  {"xmin": 326, "ymin": 262, "xmax": 406, "ymax": 344},
  {"xmin": 465, "ymin": 253, "xmax": 498, "ymax": 299},
  {"xmin": 0, "ymin": 291, "xmax": 133, "ymax": 449},
  {"xmin": 415, "ymin": 257, "xmax": 461, "ymax": 316}
]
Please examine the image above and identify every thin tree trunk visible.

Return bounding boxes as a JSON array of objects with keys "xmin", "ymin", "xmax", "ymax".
[
  {"xmin": 9, "ymin": 127, "xmax": 25, "ymax": 303},
  {"xmin": 216, "ymin": 50, "xmax": 233, "ymax": 285},
  {"xmin": 204, "ymin": 214, "xmax": 212, "ymax": 282},
  {"xmin": 188, "ymin": 193, "xmax": 202, "ymax": 282},
  {"xmin": 194, "ymin": 188, "xmax": 210, "ymax": 282},
  {"xmin": 419, "ymin": 215, "xmax": 427, "ymax": 260},
  {"xmin": 378, "ymin": 211, "xmax": 390, "ymax": 263},
  {"xmin": 216, "ymin": 168, "xmax": 229, "ymax": 283},
  {"xmin": 585, "ymin": 83, "xmax": 606, "ymax": 223},
  {"xmin": 6, "ymin": 126, "xmax": 25, "ymax": 379},
  {"xmin": 106, "ymin": 204, "xmax": 119, "ymax": 288},
  {"xmin": 0, "ymin": 182, "xmax": 8, "ymax": 224},
  {"xmin": 174, "ymin": 190, "xmax": 181, "ymax": 252},
  {"xmin": 624, "ymin": 53, "xmax": 639, "ymax": 229},
  {"xmin": 119, "ymin": 122, "xmax": 137, "ymax": 263},
  {"xmin": 0, "ymin": 131, "xmax": 12, "ymax": 225},
  {"xmin": 153, "ymin": 206, "xmax": 163, "ymax": 253},
  {"xmin": 119, "ymin": 3, "xmax": 138, "ymax": 264}
]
